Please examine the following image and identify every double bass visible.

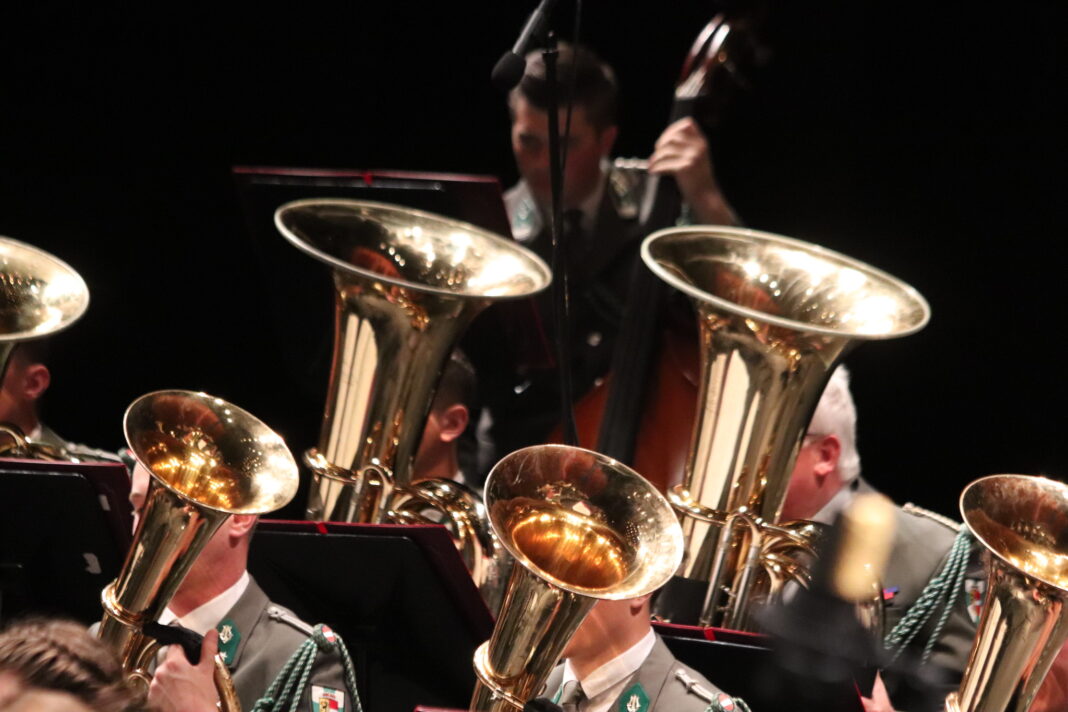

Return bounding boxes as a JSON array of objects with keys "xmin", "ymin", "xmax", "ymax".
[{"xmin": 553, "ymin": 11, "xmax": 767, "ymax": 492}]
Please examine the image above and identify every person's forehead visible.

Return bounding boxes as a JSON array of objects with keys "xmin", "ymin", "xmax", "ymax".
[{"xmin": 512, "ymin": 96, "xmax": 599, "ymax": 135}]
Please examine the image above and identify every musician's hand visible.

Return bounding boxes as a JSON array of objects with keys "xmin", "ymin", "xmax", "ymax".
[
  {"xmin": 860, "ymin": 673, "xmax": 897, "ymax": 712},
  {"xmin": 148, "ymin": 629, "xmax": 221, "ymax": 712},
  {"xmin": 648, "ymin": 117, "xmax": 737, "ymax": 226}
]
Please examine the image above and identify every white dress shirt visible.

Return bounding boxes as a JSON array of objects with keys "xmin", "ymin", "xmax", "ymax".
[
  {"xmin": 158, "ymin": 570, "xmax": 250, "ymax": 635},
  {"xmin": 559, "ymin": 629, "xmax": 657, "ymax": 712}
]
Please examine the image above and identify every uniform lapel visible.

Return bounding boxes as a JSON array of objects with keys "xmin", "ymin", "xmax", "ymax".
[
  {"xmin": 218, "ymin": 576, "xmax": 269, "ymax": 669},
  {"xmin": 614, "ymin": 636, "xmax": 673, "ymax": 711}
]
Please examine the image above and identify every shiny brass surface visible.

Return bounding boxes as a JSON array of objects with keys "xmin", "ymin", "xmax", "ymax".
[
  {"xmin": 642, "ymin": 226, "xmax": 929, "ymax": 628},
  {"xmin": 98, "ymin": 390, "xmax": 298, "ymax": 706},
  {"xmin": 389, "ymin": 478, "xmax": 507, "ymax": 610},
  {"xmin": 0, "ymin": 236, "xmax": 89, "ymax": 365},
  {"xmin": 275, "ymin": 199, "xmax": 550, "ymax": 527},
  {"xmin": 948, "ymin": 474, "xmax": 1068, "ymax": 712},
  {"xmin": 0, "ymin": 236, "xmax": 90, "ymax": 451},
  {"xmin": 469, "ymin": 445, "xmax": 683, "ymax": 712}
]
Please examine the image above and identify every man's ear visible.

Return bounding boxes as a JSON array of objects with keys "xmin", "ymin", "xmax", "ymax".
[
  {"xmin": 229, "ymin": 514, "xmax": 257, "ymax": 541},
  {"xmin": 629, "ymin": 592, "xmax": 654, "ymax": 615},
  {"xmin": 22, "ymin": 364, "xmax": 50, "ymax": 402},
  {"xmin": 812, "ymin": 434, "xmax": 842, "ymax": 479},
  {"xmin": 437, "ymin": 404, "xmax": 469, "ymax": 443}
]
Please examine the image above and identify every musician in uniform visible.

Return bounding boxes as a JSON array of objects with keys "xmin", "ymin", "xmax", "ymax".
[
  {"xmin": 476, "ymin": 43, "xmax": 740, "ymax": 469},
  {"xmin": 127, "ymin": 465, "xmax": 359, "ymax": 712},
  {"xmin": 0, "ymin": 341, "xmax": 121, "ymax": 462},
  {"xmin": 412, "ymin": 350, "xmax": 478, "ymax": 488},
  {"xmin": 540, "ymin": 594, "xmax": 745, "ymax": 712},
  {"xmin": 782, "ymin": 365, "xmax": 978, "ymax": 679}
]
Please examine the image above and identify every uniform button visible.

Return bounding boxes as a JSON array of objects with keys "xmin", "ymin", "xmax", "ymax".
[{"xmin": 587, "ymin": 332, "xmax": 603, "ymax": 347}]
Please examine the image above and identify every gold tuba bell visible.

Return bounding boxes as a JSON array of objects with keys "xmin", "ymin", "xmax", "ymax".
[
  {"xmin": 274, "ymin": 199, "xmax": 550, "ymax": 597},
  {"xmin": 947, "ymin": 474, "xmax": 1068, "ymax": 712},
  {"xmin": 641, "ymin": 226, "xmax": 930, "ymax": 629},
  {"xmin": 0, "ymin": 236, "xmax": 90, "ymax": 459},
  {"xmin": 469, "ymin": 445, "xmax": 683, "ymax": 712},
  {"xmin": 97, "ymin": 390, "xmax": 299, "ymax": 708}
]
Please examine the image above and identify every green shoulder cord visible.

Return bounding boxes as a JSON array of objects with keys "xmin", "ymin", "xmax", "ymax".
[
  {"xmin": 251, "ymin": 624, "xmax": 363, "ymax": 712},
  {"xmin": 883, "ymin": 528, "xmax": 973, "ymax": 665}
]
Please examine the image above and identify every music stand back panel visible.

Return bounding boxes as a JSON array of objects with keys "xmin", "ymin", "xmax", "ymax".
[
  {"xmin": 249, "ymin": 521, "xmax": 493, "ymax": 712},
  {"xmin": 0, "ymin": 459, "xmax": 132, "ymax": 625}
]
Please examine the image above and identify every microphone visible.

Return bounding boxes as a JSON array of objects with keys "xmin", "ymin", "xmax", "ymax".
[{"xmin": 491, "ymin": 0, "xmax": 562, "ymax": 91}]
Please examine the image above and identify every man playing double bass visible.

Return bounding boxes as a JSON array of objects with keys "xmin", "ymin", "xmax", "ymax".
[{"xmin": 477, "ymin": 43, "xmax": 739, "ymax": 471}]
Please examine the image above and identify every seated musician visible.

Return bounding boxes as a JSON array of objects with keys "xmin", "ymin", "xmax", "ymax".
[
  {"xmin": 412, "ymin": 350, "xmax": 478, "ymax": 488},
  {"xmin": 475, "ymin": 43, "xmax": 740, "ymax": 469},
  {"xmin": 128, "ymin": 465, "xmax": 359, "ymax": 712},
  {"xmin": 0, "ymin": 341, "xmax": 120, "ymax": 462},
  {"xmin": 540, "ymin": 594, "xmax": 744, "ymax": 712},
  {"xmin": 782, "ymin": 365, "xmax": 978, "ymax": 679}
]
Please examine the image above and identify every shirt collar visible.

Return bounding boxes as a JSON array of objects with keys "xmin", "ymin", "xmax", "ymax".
[
  {"xmin": 561, "ymin": 628, "xmax": 656, "ymax": 702},
  {"xmin": 160, "ymin": 570, "xmax": 250, "ymax": 636}
]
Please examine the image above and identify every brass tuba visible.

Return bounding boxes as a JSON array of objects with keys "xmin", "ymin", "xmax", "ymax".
[
  {"xmin": 469, "ymin": 444, "xmax": 683, "ymax": 712},
  {"xmin": 97, "ymin": 390, "xmax": 299, "ymax": 708},
  {"xmin": 274, "ymin": 199, "xmax": 550, "ymax": 594},
  {"xmin": 0, "ymin": 236, "xmax": 90, "ymax": 458},
  {"xmin": 946, "ymin": 474, "xmax": 1068, "ymax": 712},
  {"xmin": 641, "ymin": 226, "xmax": 930, "ymax": 629}
]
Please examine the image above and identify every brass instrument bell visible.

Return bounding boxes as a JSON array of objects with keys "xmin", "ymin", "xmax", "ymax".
[
  {"xmin": 641, "ymin": 225, "xmax": 929, "ymax": 628},
  {"xmin": 97, "ymin": 390, "xmax": 299, "ymax": 697},
  {"xmin": 470, "ymin": 445, "xmax": 683, "ymax": 711}
]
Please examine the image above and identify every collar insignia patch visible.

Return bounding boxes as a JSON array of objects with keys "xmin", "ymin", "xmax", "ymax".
[
  {"xmin": 215, "ymin": 618, "xmax": 240, "ymax": 666},
  {"xmin": 617, "ymin": 683, "xmax": 649, "ymax": 712}
]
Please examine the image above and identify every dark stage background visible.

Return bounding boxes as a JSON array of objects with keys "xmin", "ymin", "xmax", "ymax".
[{"xmin": 1, "ymin": 2, "xmax": 1063, "ymax": 519}]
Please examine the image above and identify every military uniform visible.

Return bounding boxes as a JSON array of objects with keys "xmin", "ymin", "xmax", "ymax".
[
  {"xmin": 477, "ymin": 164, "xmax": 650, "ymax": 466},
  {"xmin": 850, "ymin": 480, "xmax": 979, "ymax": 678},
  {"xmin": 213, "ymin": 577, "xmax": 354, "ymax": 711},
  {"xmin": 541, "ymin": 635, "xmax": 739, "ymax": 712}
]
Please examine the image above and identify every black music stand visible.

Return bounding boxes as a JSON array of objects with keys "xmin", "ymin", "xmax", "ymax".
[
  {"xmin": 0, "ymin": 458, "xmax": 132, "ymax": 625},
  {"xmin": 655, "ymin": 622, "xmax": 864, "ymax": 712},
  {"xmin": 249, "ymin": 520, "xmax": 494, "ymax": 712}
]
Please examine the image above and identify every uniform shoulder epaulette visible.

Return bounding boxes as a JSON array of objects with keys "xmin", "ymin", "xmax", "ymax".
[
  {"xmin": 902, "ymin": 502, "xmax": 964, "ymax": 532},
  {"xmin": 266, "ymin": 605, "xmax": 315, "ymax": 636}
]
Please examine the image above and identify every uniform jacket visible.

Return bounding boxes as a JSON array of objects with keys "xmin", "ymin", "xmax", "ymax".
[
  {"xmin": 220, "ymin": 576, "xmax": 353, "ymax": 711},
  {"xmin": 541, "ymin": 635, "xmax": 730, "ymax": 712}
]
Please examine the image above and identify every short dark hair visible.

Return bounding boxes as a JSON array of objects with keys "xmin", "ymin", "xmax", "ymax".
[
  {"xmin": 433, "ymin": 350, "xmax": 476, "ymax": 413},
  {"xmin": 509, "ymin": 43, "xmax": 618, "ymax": 130},
  {"xmin": 0, "ymin": 618, "xmax": 143, "ymax": 711}
]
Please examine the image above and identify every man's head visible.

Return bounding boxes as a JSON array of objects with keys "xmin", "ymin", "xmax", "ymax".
[
  {"xmin": 781, "ymin": 366, "xmax": 861, "ymax": 521},
  {"xmin": 0, "ymin": 342, "xmax": 51, "ymax": 435},
  {"xmin": 413, "ymin": 351, "xmax": 476, "ymax": 481},
  {"xmin": 0, "ymin": 617, "xmax": 140, "ymax": 711},
  {"xmin": 561, "ymin": 594, "xmax": 652, "ymax": 675},
  {"xmin": 509, "ymin": 44, "xmax": 619, "ymax": 211}
]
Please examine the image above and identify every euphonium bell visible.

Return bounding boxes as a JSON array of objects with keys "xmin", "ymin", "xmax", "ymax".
[
  {"xmin": 97, "ymin": 390, "xmax": 299, "ymax": 702},
  {"xmin": 642, "ymin": 226, "xmax": 929, "ymax": 629},
  {"xmin": 469, "ymin": 445, "xmax": 683, "ymax": 712},
  {"xmin": 0, "ymin": 236, "xmax": 89, "ymax": 456},
  {"xmin": 275, "ymin": 199, "xmax": 551, "ymax": 525},
  {"xmin": 947, "ymin": 474, "xmax": 1068, "ymax": 712}
]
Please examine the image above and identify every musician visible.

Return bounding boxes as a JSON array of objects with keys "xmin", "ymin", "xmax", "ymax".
[
  {"xmin": 0, "ymin": 341, "xmax": 121, "ymax": 462},
  {"xmin": 0, "ymin": 618, "xmax": 142, "ymax": 711},
  {"xmin": 412, "ymin": 350, "xmax": 477, "ymax": 487},
  {"xmin": 782, "ymin": 366, "xmax": 978, "ymax": 678},
  {"xmin": 540, "ymin": 595, "xmax": 743, "ymax": 712},
  {"xmin": 478, "ymin": 43, "xmax": 739, "ymax": 466},
  {"xmin": 127, "ymin": 465, "xmax": 358, "ymax": 712}
]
